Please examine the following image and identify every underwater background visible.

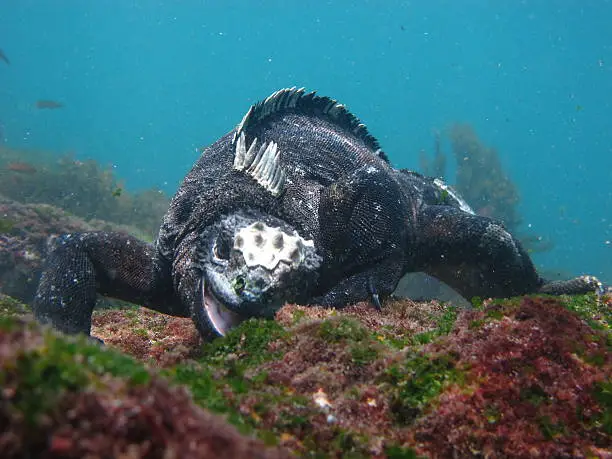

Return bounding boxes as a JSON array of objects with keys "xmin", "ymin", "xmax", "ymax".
[{"xmin": 0, "ymin": 0, "xmax": 610, "ymax": 284}]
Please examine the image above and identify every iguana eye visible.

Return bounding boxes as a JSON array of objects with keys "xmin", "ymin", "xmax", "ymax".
[
  {"xmin": 233, "ymin": 276, "xmax": 246, "ymax": 293},
  {"xmin": 212, "ymin": 235, "xmax": 232, "ymax": 261}
]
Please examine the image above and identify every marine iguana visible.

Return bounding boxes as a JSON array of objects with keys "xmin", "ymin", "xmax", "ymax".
[{"xmin": 32, "ymin": 87, "xmax": 605, "ymax": 341}]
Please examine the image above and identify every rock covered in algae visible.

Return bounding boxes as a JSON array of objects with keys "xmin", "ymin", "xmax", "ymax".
[
  {"xmin": 0, "ymin": 314, "xmax": 291, "ymax": 459},
  {"xmin": 1, "ymin": 292, "xmax": 609, "ymax": 457}
]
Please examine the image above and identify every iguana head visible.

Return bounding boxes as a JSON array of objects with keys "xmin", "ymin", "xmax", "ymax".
[{"xmin": 195, "ymin": 211, "xmax": 322, "ymax": 336}]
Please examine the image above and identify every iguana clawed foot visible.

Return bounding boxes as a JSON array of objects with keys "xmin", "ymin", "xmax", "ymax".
[{"xmin": 538, "ymin": 275, "xmax": 606, "ymax": 297}]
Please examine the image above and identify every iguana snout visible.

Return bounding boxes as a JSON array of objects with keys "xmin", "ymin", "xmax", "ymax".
[{"xmin": 196, "ymin": 211, "xmax": 322, "ymax": 335}]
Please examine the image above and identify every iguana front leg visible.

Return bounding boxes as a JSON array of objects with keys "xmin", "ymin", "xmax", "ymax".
[
  {"xmin": 316, "ymin": 164, "xmax": 407, "ymax": 306},
  {"xmin": 413, "ymin": 205, "xmax": 606, "ymax": 300},
  {"xmin": 413, "ymin": 205, "xmax": 545, "ymax": 300},
  {"xmin": 33, "ymin": 232, "xmax": 182, "ymax": 336}
]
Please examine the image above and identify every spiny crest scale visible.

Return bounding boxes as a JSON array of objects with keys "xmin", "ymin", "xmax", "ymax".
[{"xmin": 233, "ymin": 132, "xmax": 286, "ymax": 196}]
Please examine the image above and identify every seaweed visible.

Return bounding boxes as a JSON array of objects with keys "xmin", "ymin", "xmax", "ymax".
[
  {"xmin": 419, "ymin": 123, "xmax": 554, "ymax": 254},
  {"xmin": 0, "ymin": 146, "xmax": 169, "ymax": 239}
]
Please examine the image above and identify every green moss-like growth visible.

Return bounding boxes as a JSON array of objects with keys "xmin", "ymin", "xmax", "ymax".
[
  {"xmin": 162, "ymin": 318, "xmax": 291, "ymax": 434},
  {"xmin": 317, "ymin": 317, "xmax": 383, "ymax": 366},
  {"xmin": 593, "ymin": 380, "xmax": 612, "ymax": 435},
  {"xmin": 407, "ymin": 307, "xmax": 458, "ymax": 346},
  {"xmin": 0, "ymin": 293, "xmax": 31, "ymax": 317},
  {"xmin": 383, "ymin": 353, "xmax": 462, "ymax": 425},
  {"xmin": 0, "ymin": 216, "xmax": 16, "ymax": 233},
  {"xmin": 385, "ymin": 445, "xmax": 424, "ymax": 459},
  {"xmin": 0, "ymin": 315, "xmax": 290, "ymax": 458},
  {"xmin": 200, "ymin": 317, "xmax": 288, "ymax": 369},
  {"xmin": 318, "ymin": 316, "xmax": 368, "ymax": 343},
  {"xmin": 1, "ymin": 317, "xmax": 147, "ymax": 433},
  {"xmin": 559, "ymin": 293, "xmax": 611, "ymax": 332},
  {"xmin": 1, "ymin": 317, "xmax": 149, "ymax": 383}
]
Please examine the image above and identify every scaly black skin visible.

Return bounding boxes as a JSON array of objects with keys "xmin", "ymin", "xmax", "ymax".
[{"xmin": 32, "ymin": 88, "xmax": 605, "ymax": 341}]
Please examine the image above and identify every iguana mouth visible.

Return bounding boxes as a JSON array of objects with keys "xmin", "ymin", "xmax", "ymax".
[{"xmin": 201, "ymin": 279, "xmax": 245, "ymax": 336}]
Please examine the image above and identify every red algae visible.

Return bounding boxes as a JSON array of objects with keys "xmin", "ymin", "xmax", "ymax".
[
  {"xmin": 92, "ymin": 307, "xmax": 202, "ymax": 367},
  {"xmin": 407, "ymin": 297, "xmax": 611, "ymax": 458}
]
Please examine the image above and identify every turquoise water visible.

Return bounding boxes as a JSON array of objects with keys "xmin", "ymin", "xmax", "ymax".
[{"xmin": 1, "ymin": 1, "xmax": 610, "ymax": 283}]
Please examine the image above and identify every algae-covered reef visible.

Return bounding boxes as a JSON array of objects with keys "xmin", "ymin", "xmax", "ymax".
[
  {"xmin": 0, "ymin": 311, "xmax": 291, "ymax": 458},
  {"xmin": 1, "ymin": 292, "xmax": 609, "ymax": 458}
]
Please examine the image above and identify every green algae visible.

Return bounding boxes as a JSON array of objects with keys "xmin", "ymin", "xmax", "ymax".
[
  {"xmin": 559, "ymin": 293, "xmax": 611, "ymax": 332},
  {"xmin": 318, "ymin": 317, "xmax": 384, "ymax": 365},
  {"xmin": 0, "ymin": 216, "xmax": 16, "ymax": 233},
  {"xmin": 349, "ymin": 341, "xmax": 380, "ymax": 366},
  {"xmin": 0, "ymin": 318, "xmax": 150, "ymax": 428},
  {"xmin": 161, "ymin": 318, "xmax": 291, "ymax": 435},
  {"xmin": 200, "ymin": 317, "xmax": 288, "ymax": 368},
  {"xmin": 538, "ymin": 415, "xmax": 568, "ymax": 440},
  {"xmin": 405, "ymin": 307, "xmax": 458, "ymax": 347},
  {"xmin": 165, "ymin": 364, "xmax": 255, "ymax": 433},
  {"xmin": 470, "ymin": 295, "xmax": 484, "ymax": 309},
  {"xmin": 592, "ymin": 381, "xmax": 612, "ymax": 435},
  {"xmin": 382, "ymin": 353, "xmax": 463, "ymax": 425},
  {"xmin": 0, "ymin": 293, "xmax": 31, "ymax": 317},
  {"xmin": 485, "ymin": 308, "xmax": 505, "ymax": 320},
  {"xmin": 318, "ymin": 316, "xmax": 368, "ymax": 343},
  {"xmin": 375, "ymin": 304, "xmax": 459, "ymax": 350},
  {"xmin": 385, "ymin": 445, "xmax": 423, "ymax": 459}
]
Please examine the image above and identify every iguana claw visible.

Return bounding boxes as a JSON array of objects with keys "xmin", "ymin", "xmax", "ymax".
[
  {"xmin": 371, "ymin": 293, "xmax": 382, "ymax": 311},
  {"xmin": 368, "ymin": 278, "xmax": 382, "ymax": 311}
]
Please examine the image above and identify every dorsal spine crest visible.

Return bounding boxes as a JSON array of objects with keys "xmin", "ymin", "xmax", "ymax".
[{"xmin": 232, "ymin": 87, "xmax": 388, "ymax": 162}]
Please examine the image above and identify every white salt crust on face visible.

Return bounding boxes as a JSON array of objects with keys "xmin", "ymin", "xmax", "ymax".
[{"xmin": 233, "ymin": 221, "xmax": 314, "ymax": 270}]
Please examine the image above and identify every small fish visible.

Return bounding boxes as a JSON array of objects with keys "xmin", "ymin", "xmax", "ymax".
[
  {"xmin": 576, "ymin": 104, "xmax": 583, "ymax": 112},
  {"xmin": 6, "ymin": 161, "xmax": 37, "ymax": 174},
  {"xmin": 36, "ymin": 100, "xmax": 64, "ymax": 110},
  {"xmin": 0, "ymin": 49, "xmax": 9, "ymax": 65},
  {"xmin": 112, "ymin": 187, "xmax": 123, "ymax": 197}
]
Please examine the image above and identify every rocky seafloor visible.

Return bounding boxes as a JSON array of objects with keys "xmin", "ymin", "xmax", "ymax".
[
  {"xmin": 0, "ymin": 194, "xmax": 610, "ymax": 458},
  {"xmin": 1, "ymin": 288, "xmax": 610, "ymax": 458}
]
